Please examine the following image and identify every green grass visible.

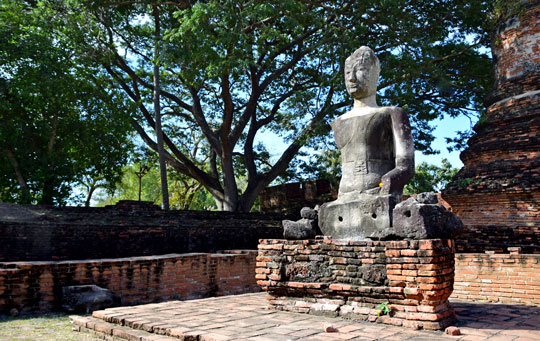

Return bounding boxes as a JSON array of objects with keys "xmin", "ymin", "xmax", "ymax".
[{"xmin": 0, "ymin": 313, "xmax": 98, "ymax": 341}]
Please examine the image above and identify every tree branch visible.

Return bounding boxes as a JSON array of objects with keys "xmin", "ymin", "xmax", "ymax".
[
  {"xmin": 188, "ymin": 86, "xmax": 222, "ymax": 154},
  {"xmin": 4, "ymin": 148, "xmax": 28, "ymax": 193},
  {"xmin": 105, "ymin": 65, "xmax": 222, "ymax": 192},
  {"xmin": 95, "ymin": 13, "xmax": 194, "ymax": 113},
  {"xmin": 220, "ymin": 73, "xmax": 234, "ymax": 146}
]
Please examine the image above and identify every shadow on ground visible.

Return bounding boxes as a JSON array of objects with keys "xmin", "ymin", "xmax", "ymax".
[{"xmin": 452, "ymin": 300, "xmax": 540, "ymax": 331}]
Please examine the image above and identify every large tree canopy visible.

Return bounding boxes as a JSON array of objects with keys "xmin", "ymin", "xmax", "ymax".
[
  {"xmin": 3, "ymin": 0, "xmax": 495, "ymax": 210},
  {"xmin": 0, "ymin": 0, "xmax": 135, "ymax": 205}
]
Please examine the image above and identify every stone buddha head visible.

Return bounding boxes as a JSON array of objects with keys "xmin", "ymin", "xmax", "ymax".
[{"xmin": 344, "ymin": 46, "xmax": 380, "ymax": 100}]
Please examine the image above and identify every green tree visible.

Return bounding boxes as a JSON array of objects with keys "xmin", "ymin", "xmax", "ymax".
[
  {"xmin": 94, "ymin": 158, "xmax": 216, "ymax": 210},
  {"xmin": 276, "ymin": 144, "xmax": 342, "ymax": 190},
  {"xmin": 404, "ymin": 159, "xmax": 459, "ymax": 194},
  {"xmin": 69, "ymin": 0, "xmax": 493, "ymax": 211},
  {"xmin": 0, "ymin": 0, "xmax": 134, "ymax": 205}
]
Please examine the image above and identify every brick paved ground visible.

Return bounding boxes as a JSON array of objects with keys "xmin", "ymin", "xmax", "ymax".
[{"xmin": 71, "ymin": 293, "xmax": 540, "ymax": 340}]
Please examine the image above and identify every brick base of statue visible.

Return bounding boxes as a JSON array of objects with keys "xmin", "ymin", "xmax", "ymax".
[{"xmin": 256, "ymin": 238, "xmax": 457, "ymax": 330}]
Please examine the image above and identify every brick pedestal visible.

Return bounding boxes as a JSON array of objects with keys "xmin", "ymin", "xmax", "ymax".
[{"xmin": 256, "ymin": 238, "xmax": 457, "ymax": 330}]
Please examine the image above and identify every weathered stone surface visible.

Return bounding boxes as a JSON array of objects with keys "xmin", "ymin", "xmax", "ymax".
[
  {"xmin": 416, "ymin": 192, "xmax": 438, "ymax": 204},
  {"xmin": 319, "ymin": 194, "xmax": 396, "ymax": 240},
  {"xmin": 318, "ymin": 46, "xmax": 414, "ymax": 240},
  {"xmin": 283, "ymin": 207, "xmax": 319, "ymax": 239},
  {"xmin": 62, "ymin": 285, "xmax": 120, "ymax": 313},
  {"xmin": 381, "ymin": 196, "xmax": 464, "ymax": 240},
  {"xmin": 283, "ymin": 219, "xmax": 318, "ymax": 240},
  {"xmin": 259, "ymin": 179, "xmax": 337, "ymax": 215},
  {"xmin": 282, "ymin": 206, "xmax": 319, "ymax": 240},
  {"xmin": 358, "ymin": 264, "xmax": 387, "ymax": 285},
  {"xmin": 300, "ymin": 207, "xmax": 318, "ymax": 220},
  {"xmin": 284, "ymin": 260, "xmax": 333, "ymax": 282}
]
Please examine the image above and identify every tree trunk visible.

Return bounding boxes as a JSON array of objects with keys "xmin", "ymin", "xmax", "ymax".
[
  {"xmin": 4, "ymin": 148, "xmax": 31, "ymax": 203},
  {"xmin": 221, "ymin": 152, "xmax": 239, "ymax": 211},
  {"xmin": 138, "ymin": 175, "xmax": 143, "ymax": 201},
  {"xmin": 153, "ymin": 5, "xmax": 169, "ymax": 210},
  {"xmin": 85, "ymin": 182, "xmax": 97, "ymax": 207},
  {"xmin": 40, "ymin": 177, "xmax": 55, "ymax": 205}
]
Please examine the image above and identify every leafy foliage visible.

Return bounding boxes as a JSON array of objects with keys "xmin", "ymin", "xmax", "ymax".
[
  {"xmin": 404, "ymin": 159, "xmax": 459, "ymax": 194},
  {"xmin": 1, "ymin": 0, "xmax": 495, "ymax": 210},
  {"xmin": 94, "ymin": 157, "xmax": 217, "ymax": 210},
  {"xmin": 0, "ymin": 0, "xmax": 135, "ymax": 205},
  {"xmin": 376, "ymin": 301, "xmax": 390, "ymax": 317},
  {"xmin": 72, "ymin": 0, "xmax": 495, "ymax": 211}
]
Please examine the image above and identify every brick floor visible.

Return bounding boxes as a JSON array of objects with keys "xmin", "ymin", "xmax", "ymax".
[{"xmin": 70, "ymin": 293, "xmax": 540, "ymax": 340}]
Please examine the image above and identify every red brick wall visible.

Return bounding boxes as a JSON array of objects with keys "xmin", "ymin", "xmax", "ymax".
[
  {"xmin": 446, "ymin": 192, "xmax": 540, "ymax": 254},
  {"xmin": 257, "ymin": 238, "xmax": 457, "ymax": 330},
  {"xmin": 0, "ymin": 251, "xmax": 259, "ymax": 314},
  {"xmin": 452, "ymin": 253, "xmax": 540, "ymax": 306}
]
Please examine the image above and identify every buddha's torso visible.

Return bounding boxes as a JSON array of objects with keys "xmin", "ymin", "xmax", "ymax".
[{"xmin": 332, "ymin": 108, "xmax": 396, "ymax": 197}]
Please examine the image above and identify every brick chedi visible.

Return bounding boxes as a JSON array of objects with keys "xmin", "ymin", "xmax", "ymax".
[{"xmin": 443, "ymin": 0, "xmax": 540, "ymax": 254}]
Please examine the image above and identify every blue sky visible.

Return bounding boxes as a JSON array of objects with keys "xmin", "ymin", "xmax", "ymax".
[
  {"xmin": 258, "ymin": 112, "xmax": 475, "ymax": 175},
  {"xmin": 414, "ymin": 114, "xmax": 474, "ymax": 168}
]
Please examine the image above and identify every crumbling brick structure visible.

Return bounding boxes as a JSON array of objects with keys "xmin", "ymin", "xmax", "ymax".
[
  {"xmin": 257, "ymin": 238, "xmax": 457, "ymax": 330},
  {"xmin": 443, "ymin": 0, "xmax": 540, "ymax": 253},
  {"xmin": 0, "ymin": 251, "xmax": 259, "ymax": 314},
  {"xmin": 0, "ymin": 201, "xmax": 285, "ymax": 261}
]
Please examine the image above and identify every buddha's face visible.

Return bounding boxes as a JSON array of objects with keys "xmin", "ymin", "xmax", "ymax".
[{"xmin": 344, "ymin": 47, "xmax": 380, "ymax": 99}]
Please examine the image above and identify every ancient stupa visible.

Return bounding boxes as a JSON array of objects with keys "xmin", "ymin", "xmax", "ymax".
[{"xmin": 443, "ymin": 0, "xmax": 540, "ymax": 253}]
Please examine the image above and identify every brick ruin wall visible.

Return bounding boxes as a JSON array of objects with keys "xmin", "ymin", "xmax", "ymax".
[
  {"xmin": 256, "ymin": 239, "xmax": 458, "ymax": 330},
  {"xmin": 453, "ymin": 253, "xmax": 540, "ymax": 306},
  {"xmin": 0, "ymin": 251, "xmax": 259, "ymax": 315},
  {"xmin": 443, "ymin": 0, "xmax": 540, "ymax": 253},
  {"xmin": 447, "ymin": 192, "xmax": 540, "ymax": 253},
  {"xmin": 3, "ymin": 246, "xmax": 539, "ymax": 315},
  {"xmin": 0, "ymin": 201, "xmax": 286, "ymax": 262}
]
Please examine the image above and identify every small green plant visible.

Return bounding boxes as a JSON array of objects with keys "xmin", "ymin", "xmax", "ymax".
[
  {"xmin": 376, "ymin": 301, "xmax": 390, "ymax": 317},
  {"xmin": 455, "ymin": 177, "xmax": 474, "ymax": 187},
  {"xmin": 492, "ymin": 0, "xmax": 524, "ymax": 22}
]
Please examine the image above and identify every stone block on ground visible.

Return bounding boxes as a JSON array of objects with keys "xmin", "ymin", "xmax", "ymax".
[
  {"xmin": 445, "ymin": 326, "xmax": 461, "ymax": 336},
  {"xmin": 62, "ymin": 285, "xmax": 120, "ymax": 313}
]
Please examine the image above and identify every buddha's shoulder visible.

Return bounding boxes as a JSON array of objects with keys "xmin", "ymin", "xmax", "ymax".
[{"xmin": 334, "ymin": 106, "xmax": 403, "ymax": 123}]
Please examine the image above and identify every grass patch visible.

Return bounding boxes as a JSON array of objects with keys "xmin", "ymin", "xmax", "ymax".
[{"xmin": 0, "ymin": 313, "xmax": 97, "ymax": 340}]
